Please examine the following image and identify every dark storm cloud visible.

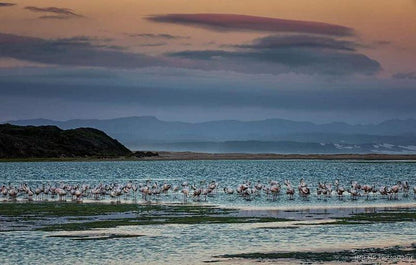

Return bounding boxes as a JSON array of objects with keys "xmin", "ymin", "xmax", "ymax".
[
  {"xmin": 0, "ymin": 32, "xmax": 163, "ymax": 68},
  {"xmin": 127, "ymin": 33, "xmax": 189, "ymax": 40},
  {"xmin": 168, "ymin": 42, "xmax": 381, "ymax": 75},
  {"xmin": 24, "ymin": 6, "xmax": 83, "ymax": 18},
  {"xmin": 393, "ymin": 71, "xmax": 416, "ymax": 79},
  {"xmin": 0, "ymin": 2, "xmax": 15, "ymax": 7},
  {"xmin": 147, "ymin": 13, "xmax": 354, "ymax": 36}
]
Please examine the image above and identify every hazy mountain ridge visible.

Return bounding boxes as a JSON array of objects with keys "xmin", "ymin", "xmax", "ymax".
[{"xmin": 7, "ymin": 116, "xmax": 416, "ymax": 153}]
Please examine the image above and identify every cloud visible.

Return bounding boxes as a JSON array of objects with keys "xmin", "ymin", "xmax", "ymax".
[
  {"xmin": 0, "ymin": 32, "xmax": 163, "ymax": 68},
  {"xmin": 127, "ymin": 33, "xmax": 189, "ymax": 40},
  {"xmin": 61, "ymin": 36, "xmax": 113, "ymax": 42},
  {"xmin": 1, "ymin": 67, "xmax": 416, "ymax": 123},
  {"xmin": 235, "ymin": 34, "xmax": 358, "ymax": 51},
  {"xmin": 373, "ymin": 40, "xmax": 391, "ymax": 46},
  {"xmin": 24, "ymin": 6, "xmax": 83, "ymax": 18},
  {"xmin": 38, "ymin": 15, "xmax": 74, "ymax": 20},
  {"xmin": 0, "ymin": 32, "xmax": 380, "ymax": 76},
  {"xmin": 147, "ymin": 13, "xmax": 354, "ymax": 36},
  {"xmin": 138, "ymin": 42, "xmax": 168, "ymax": 47},
  {"xmin": 168, "ymin": 34, "xmax": 381, "ymax": 75},
  {"xmin": 0, "ymin": 2, "xmax": 15, "ymax": 7},
  {"xmin": 393, "ymin": 71, "xmax": 416, "ymax": 79}
]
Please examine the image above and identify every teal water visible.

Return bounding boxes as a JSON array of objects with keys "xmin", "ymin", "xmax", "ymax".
[
  {"xmin": 1, "ymin": 160, "xmax": 415, "ymax": 207},
  {"xmin": 1, "ymin": 160, "xmax": 416, "ymax": 264},
  {"xmin": 1, "ymin": 221, "xmax": 415, "ymax": 264}
]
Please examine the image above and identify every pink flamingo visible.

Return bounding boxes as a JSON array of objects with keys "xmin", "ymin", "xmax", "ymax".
[{"xmin": 284, "ymin": 180, "xmax": 295, "ymax": 200}]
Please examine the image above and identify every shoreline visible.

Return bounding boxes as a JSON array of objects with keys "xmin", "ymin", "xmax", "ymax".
[
  {"xmin": 2, "ymin": 151, "xmax": 416, "ymax": 162},
  {"xmin": 149, "ymin": 152, "xmax": 416, "ymax": 161}
]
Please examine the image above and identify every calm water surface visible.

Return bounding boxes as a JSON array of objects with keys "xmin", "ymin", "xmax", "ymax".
[
  {"xmin": 1, "ymin": 160, "xmax": 416, "ymax": 264},
  {"xmin": 1, "ymin": 160, "xmax": 416, "ymax": 207}
]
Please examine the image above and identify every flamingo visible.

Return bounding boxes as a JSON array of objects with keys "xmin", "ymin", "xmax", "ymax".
[
  {"xmin": 284, "ymin": 180, "xmax": 295, "ymax": 200},
  {"xmin": 27, "ymin": 189, "xmax": 34, "ymax": 201},
  {"xmin": 131, "ymin": 184, "xmax": 138, "ymax": 201},
  {"xmin": 255, "ymin": 181, "xmax": 263, "ymax": 192},
  {"xmin": 379, "ymin": 186, "xmax": 388, "ymax": 198},
  {"xmin": 193, "ymin": 188, "xmax": 202, "ymax": 198},
  {"xmin": 181, "ymin": 187, "xmax": 189, "ymax": 203},
  {"xmin": 223, "ymin": 187, "xmax": 234, "ymax": 194},
  {"xmin": 324, "ymin": 183, "xmax": 332, "ymax": 197},
  {"xmin": 241, "ymin": 187, "xmax": 253, "ymax": 200},
  {"xmin": 401, "ymin": 181, "xmax": 410, "ymax": 197},
  {"xmin": 361, "ymin": 184, "xmax": 373, "ymax": 200},
  {"xmin": 348, "ymin": 187, "xmax": 360, "ymax": 200},
  {"xmin": 1, "ymin": 185, "xmax": 8, "ymax": 198},
  {"xmin": 75, "ymin": 189, "xmax": 82, "ymax": 201},
  {"xmin": 140, "ymin": 186, "xmax": 151, "ymax": 201},
  {"xmin": 35, "ymin": 186, "xmax": 42, "ymax": 200},
  {"xmin": 317, "ymin": 182, "xmax": 331, "ymax": 199},
  {"xmin": 390, "ymin": 181, "xmax": 401, "ymax": 200},
  {"xmin": 8, "ymin": 187, "xmax": 17, "ymax": 200},
  {"xmin": 208, "ymin": 181, "xmax": 218, "ymax": 192},
  {"xmin": 298, "ymin": 179, "xmax": 310, "ymax": 198},
  {"xmin": 162, "ymin": 183, "xmax": 171, "ymax": 194},
  {"xmin": 335, "ymin": 179, "xmax": 345, "ymax": 199},
  {"xmin": 1, "ymin": 178, "xmax": 414, "ymax": 204},
  {"xmin": 236, "ymin": 182, "xmax": 249, "ymax": 195},
  {"xmin": 270, "ymin": 182, "xmax": 281, "ymax": 201}
]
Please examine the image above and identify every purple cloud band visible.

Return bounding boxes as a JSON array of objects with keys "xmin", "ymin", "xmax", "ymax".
[
  {"xmin": 147, "ymin": 13, "xmax": 354, "ymax": 36},
  {"xmin": 0, "ymin": 32, "xmax": 379, "ymax": 75},
  {"xmin": 24, "ymin": 6, "xmax": 83, "ymax": 17},
  {"xmin": 0, "ymin": 2, "xmax": 15, "ymax": 7}
]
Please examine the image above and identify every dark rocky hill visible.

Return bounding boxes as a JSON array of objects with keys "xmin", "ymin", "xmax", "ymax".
[{"xmin": 0, "ymin": 124, "xmax": 132, "ymax": 158}]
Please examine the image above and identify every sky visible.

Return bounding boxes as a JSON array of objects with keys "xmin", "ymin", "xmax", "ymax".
[{"xmin": 0, "ymin": 0, "xmax": 415, "ymax": 124}]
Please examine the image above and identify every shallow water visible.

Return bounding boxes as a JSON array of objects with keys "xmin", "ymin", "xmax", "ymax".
[
  {"xmin": 1, "ymin": 160, "xmax": 415, "ymax": 207},
  {"xmin": 1, "ymin": 160, "xmax": 416, "ymax": 264},
  {"xmin": 1, "ymin": 221, "xmax": 415, "ymax": 264}
]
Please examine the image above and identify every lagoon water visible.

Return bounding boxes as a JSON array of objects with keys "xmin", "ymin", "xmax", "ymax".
[
  {"xmin": 1, "ymin": 159, "xmax": 416, "ymax": 207},
  {"xmin": 1, "ymin": 160, "xmax": 416, "ymax": 264},
  {"xmin": 2, "ymin": 221, "xmax": 416, "ymax": 264}
]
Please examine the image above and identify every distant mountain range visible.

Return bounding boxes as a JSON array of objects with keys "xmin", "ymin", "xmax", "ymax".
[{"xmin": 6, "ymin": 116, "xmax": 416, "ymax": 154}]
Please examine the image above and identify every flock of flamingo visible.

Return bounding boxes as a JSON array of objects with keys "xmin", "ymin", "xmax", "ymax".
[{"xmin": 1, "ymin": 179, "xmax": 416, "ymax": 203}]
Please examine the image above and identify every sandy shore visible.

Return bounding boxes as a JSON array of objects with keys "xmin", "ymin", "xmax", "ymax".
[
  {"xmin": 2, "ymin": 151, "xmax": 416, "ymax": 162},
  {"xmin": 141, "ymin": 151, "xmax": 416, "ymax": 161}
]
